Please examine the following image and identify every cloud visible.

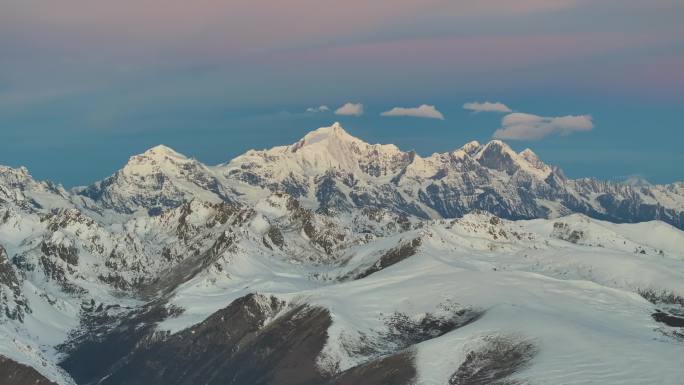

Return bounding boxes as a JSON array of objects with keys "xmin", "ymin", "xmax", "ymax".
[
  {"xmin": 380, "ymin": 104, "xmax": 444, "ymax": 120},
  {"xmin": 306, "ymin": 105, "xmax": 330, "ymax": 113},
  {"xmin": 463, "ymin": 101, "xmax": 512, "ymax": 113},
  {"xmin": 493, "ymin": 112, "xmax": 593, "ymax": 140},
  {"xmin": 335, "ymin": 102, "xmax": 364, "ymax": 117}
]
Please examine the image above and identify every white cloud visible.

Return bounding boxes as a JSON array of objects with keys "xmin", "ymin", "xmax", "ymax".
[
  {"xmin": 306, "ymin": 105, "xmax": 330, "ymax": 113},
  {"xmin": 493, "ymin": 112, "xmax": 593, "ymax": 140},
  {"xmin": 380, "ymin": 104, "xmax": 444, "ymax": 120},
  {"xmin": 335, "ymin": 102, "xmax": 364, "ymax": 117},
  {"xmin": 463, "ymin": 101, "xmax": 512, "ymax": 113}
]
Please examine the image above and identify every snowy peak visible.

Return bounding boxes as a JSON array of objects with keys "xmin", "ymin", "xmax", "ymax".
[
  {"xmin": 230, "ymin": 124, "xmax": 553, "ymax": 183},
  {"xmin": 623, "ymin": 176, "xmax": 651, "ymax": 187},
  {"xmin": 291, "ymin": 122, "xmax": 362, "ymax": 152},
  {"xmin": 460, "ymin": 140, "xmax": 482, "ymax": 156},
  {"xmin": 0, "ymin": 165, "xmax": 34, "ymax": 194},
  {"xmin": 0, "ymin": 165, "xmax": 70, "ymax": 211},
  {"xmin": 75, "ymin": 145, "xmax": 228, "ymax": 215},
  {"xmin": 0, "ymin": 165, "xmax": 30, "ymax": 179},
  {"xmin": 288, "ymin": 123, "xmax": 403, "ymax": 161},
  {"xmin": 474, "ymin": 140, "xmax": 551, "ymax": 178},
  {"xmin": 518, "ymin": 148, "xmax": 552, "ymax": 176},
  {"xmin": 123, "ymin": 145, "xmax": 191, "ymax": 175},
  {"xmin": 475, "ymin": 139, "xmax": 515, "ymax": 159},
  {"xmin": 108, "ymin": 144, "xmax": 203, "ymax": 188},
  {"xmin": 519, "ymin": 148, "xmax": 539, "ymax": 163},
  {"xmin": 474, "ymin": 140, "xmax": 522, "ymax": 175},
  {"xmin": 225, "ymin": 123, "xmax": 410, "ymax": 181},
  {"xmin": 140, "ymin": 144, "xmax": 187, "ymax": 160}
]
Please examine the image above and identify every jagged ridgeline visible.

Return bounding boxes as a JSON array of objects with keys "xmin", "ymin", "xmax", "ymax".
[
  {"xmin": 1, "ymin": 123, "xmax": 684, "ymax": 385},
  {"xmin": 1, "ymin": 123, "xmax": 682, "ymax": 227},
  {"xmin": 68, "ymin": 123, "xmax": 684, "ymax": 227}
]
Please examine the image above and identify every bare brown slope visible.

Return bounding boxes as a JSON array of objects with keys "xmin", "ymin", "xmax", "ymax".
[
  {"xmin": 0, "ymin": 356, "xmax": 58, "ymax": 385},
  {"xmin": 96, "ymin": 294, "xmax": 331, "ymax": 385},
  {"xmin": 61, "ymin": 293, "xmax": 418, "ymax": 385}
]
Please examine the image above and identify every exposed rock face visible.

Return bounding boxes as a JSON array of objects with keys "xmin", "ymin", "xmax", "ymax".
[
  {"xmin": 60, "ymin": 293, "xmax": 432, "ymax": 385},
  {"xmin": 0, "ymin": 356, "xmax": 58, "ymax": 385},
  {"xmin": 58, "ymin": 298, "xmax": 180, "ymax": 384},
  {"xmin": 380, "ymin": 306, "xmax": 483, "ymax": 351},
  {"xmin": 0, "ymin": 245, "xmax": 29, "ymax": 321},
  {"xmin": 551, "ymin": 222, "xmax": 585, "ymax": 244},
  {"xmin": 449, "ymin": 335, "xmax": 537, "ymax": 385},
  {"xmin": 332, "ymin": 305, "xmax": 485, "ymax": 371},
  {"xmin": 346, "ymin": 237, "xmax": 422, "ymax": 280},
  {"xmin": 83, "ymin": 294, "xmax": 331, "ymax": 385},
  {"xmin": 652, "ymin": 311, "xmax": 684, "ymax": 327},
  {"xmin": 326, "ymin": 351, "xmax": 416, "ymax": 385}
]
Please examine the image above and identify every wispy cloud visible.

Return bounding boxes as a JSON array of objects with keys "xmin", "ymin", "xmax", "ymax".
[
  {"xmin": 493, "ymin": 112, "xmax": 593, "ymax": 140},
  {"xmin": 381, "ymin": 104, "xmax": 444, "ymax": 120},
  {"xmin": 463, "ymin": 101, "xmax": 512, "ymax": 113},
  {"xmin": 306, "ymin": 105, "xmax": 330, "ymax": 113},
  {"xmin": 335, "ymin": 102, "xmax": 364, "ymax": 117}
]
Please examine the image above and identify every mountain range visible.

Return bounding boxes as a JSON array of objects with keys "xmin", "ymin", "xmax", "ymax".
[{"xmin": 1, "ymin": 123, "xmax": 683, "ymax": 385}]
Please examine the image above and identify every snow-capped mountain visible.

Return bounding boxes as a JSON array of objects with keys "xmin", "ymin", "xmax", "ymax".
[
  {"xmin": 219, "ymin": 123, "xmax": 684, "ymax": 228},
  {"xmin": 49, "ymin": 123, "xmax": 683, "ymax": 229},
  {"xmin": 74, "ymin": 145, "xmax": 234, "ymax": 217},
  {"xmin": 1, "ymin": 123, "xmax": 683, "ymax": 385},
  {"xmin": 0, "ymin": 166, "xmax": 72, "ymax": 212}
]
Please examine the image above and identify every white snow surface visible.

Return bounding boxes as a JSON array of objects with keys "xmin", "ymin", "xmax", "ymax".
[
  {"xmin": 0, "ymin": 123, "xmax": 683, "ymax": 384},
  {"xmin": 153, "ymin": 212, "xmax": 684, "ymax": 385}
]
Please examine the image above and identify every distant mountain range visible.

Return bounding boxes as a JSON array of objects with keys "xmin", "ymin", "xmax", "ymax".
[
  {"xmin": 3, "ymin": 122, "xmax": 682, "ymax": 228},
  {"xmin": 1, "ymin": 123, "xmax": 683, "ymax": 385}
]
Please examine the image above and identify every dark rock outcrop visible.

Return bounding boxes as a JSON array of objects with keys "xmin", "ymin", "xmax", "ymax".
[
  {"xmin": 327, "ymin": 351, "xmax": 416, "ymax": 385},
  {"xmin": 60, "ymin": 292, "xmax": 431, "ymax": 385},
  {"xmin": 65, "ymin": 294, "xmax": 332, "ymax": 385},
  {"xmin": 0, "ymin": 245, "xmax": 29, "ymax": 321},
  {"xmin": 0, "ymin": 356, "xmax": 58, "ymax": 385},
  {"xmin": 449, "ymin": 335, "xmax": 537, "ymax": 385},
  {"xmin": 349, "ymin": 237, "xmax": 422, "ymax": 280}
]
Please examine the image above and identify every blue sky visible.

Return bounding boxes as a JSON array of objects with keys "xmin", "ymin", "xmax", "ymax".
[{"xmin": 1, "ymin": 0, "xmax": 683, "ymax": 186}]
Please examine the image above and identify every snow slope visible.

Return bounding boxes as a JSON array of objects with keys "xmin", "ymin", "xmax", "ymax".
[{"xmin": 149, "ymin": 211, "xmax": 684, "ymax": 385}]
